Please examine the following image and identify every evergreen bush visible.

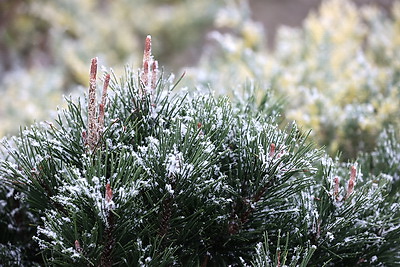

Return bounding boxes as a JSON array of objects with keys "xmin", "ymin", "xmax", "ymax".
[{"xmin": 1, "ymin": 36, "xmax": 399, "ymax": 266}]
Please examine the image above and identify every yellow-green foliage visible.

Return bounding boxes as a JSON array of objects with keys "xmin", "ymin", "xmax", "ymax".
[
  {"xmin": 192, "ymin": 0, "xmax": 400, "ymax": 159},
  {"xmin": 29, "ymin": 0, "xmax": 221, "ymax": 84},
  {"xmin": 273, "ymin": 0, "xmax": 400, "ymax": 158},
  {"xmin": 186, "ymin": 0, "xmax": 266, "ymax": 93}
]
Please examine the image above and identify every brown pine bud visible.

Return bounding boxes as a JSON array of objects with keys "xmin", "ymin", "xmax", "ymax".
[
  {"xmin": 74, "ymin": 240, "xmax": 82, "ymax": 253},
  {"xmin": 106, "ymin": 183, "xmax": 113, "ymax": 203},
  {"xmin": 151, "ymin": 60, "xmax": 158, "ymax": 90},
  {"xmin": 101, "ymin": 74, "xmax": 110, "ymax": 109},
  {"xmin": 82, "ymin": 130, "xmax": 87, "ymax": 144},
  {"xmin": 141, "ymin": 35, "xmax": 152, "ymax": 91},
  {"xmin": 333, "ymin": 177, "xmax": 340, "ymax": 201},
  {"xmin": 350, "ymin": 165, "xmax": 357, "ymax": 181},
  {"xmin": 90, "ymin": 58, "xmax": 97, "ymax": 82},
  {"xmin": 269, "ymin": 143, "xmax": 276, "ymax": 157},
  {"xmin": 98, "ymin": 74, "xmax": 109, "ymax": 133},
  {"xmin": 88, "ymin": 58, "xmax": 98, "ymax": 151},
  {"xmin": 98, "ymin": 103, "xmax": 105, "ymax": 131},
  {"xmin": 277, "ymin": 250, "xmax": 281, "ymax": 267},
  {"xmin": 144, "ymin": 35, "xmax": 152, "ymax": 64},
  {"xmin": 345, "ymin": 166, "xmax": 357, "ymax": 200}
]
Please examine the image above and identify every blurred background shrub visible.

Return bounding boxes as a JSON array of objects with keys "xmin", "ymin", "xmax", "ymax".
[
  {"xmin": 190, "ymin": 0, "xmax": 400, "ymax": 160},
  {"xmin": 0, "ymin": 0, "xmax": 223, "ymax": 136}
]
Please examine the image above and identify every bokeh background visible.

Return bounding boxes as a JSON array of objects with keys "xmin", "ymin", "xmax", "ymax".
[{"xmin": 0, "ymin": 0, "xmax": 399, "ymax": 159}]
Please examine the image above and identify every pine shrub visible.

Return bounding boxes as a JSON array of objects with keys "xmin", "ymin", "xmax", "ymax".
[{"xmin": 1, "ymin": 36, "xmax": 400, "ymax": 266}]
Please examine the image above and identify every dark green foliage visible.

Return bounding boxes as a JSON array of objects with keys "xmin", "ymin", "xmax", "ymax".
[
  {"xmin": 250, "ymin": 231, "xmax": 317, "ymax": 267},
  {"xmin": 0, "ymin": 183, "xmax": 42, "ymax": 266},
  {"xmin": 1, "ymin": 62, "xmax": 323, "ymax": 265},
  {"xmin": 0, "ymin": 42, "xmax": 399, "ymax": 266}
]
